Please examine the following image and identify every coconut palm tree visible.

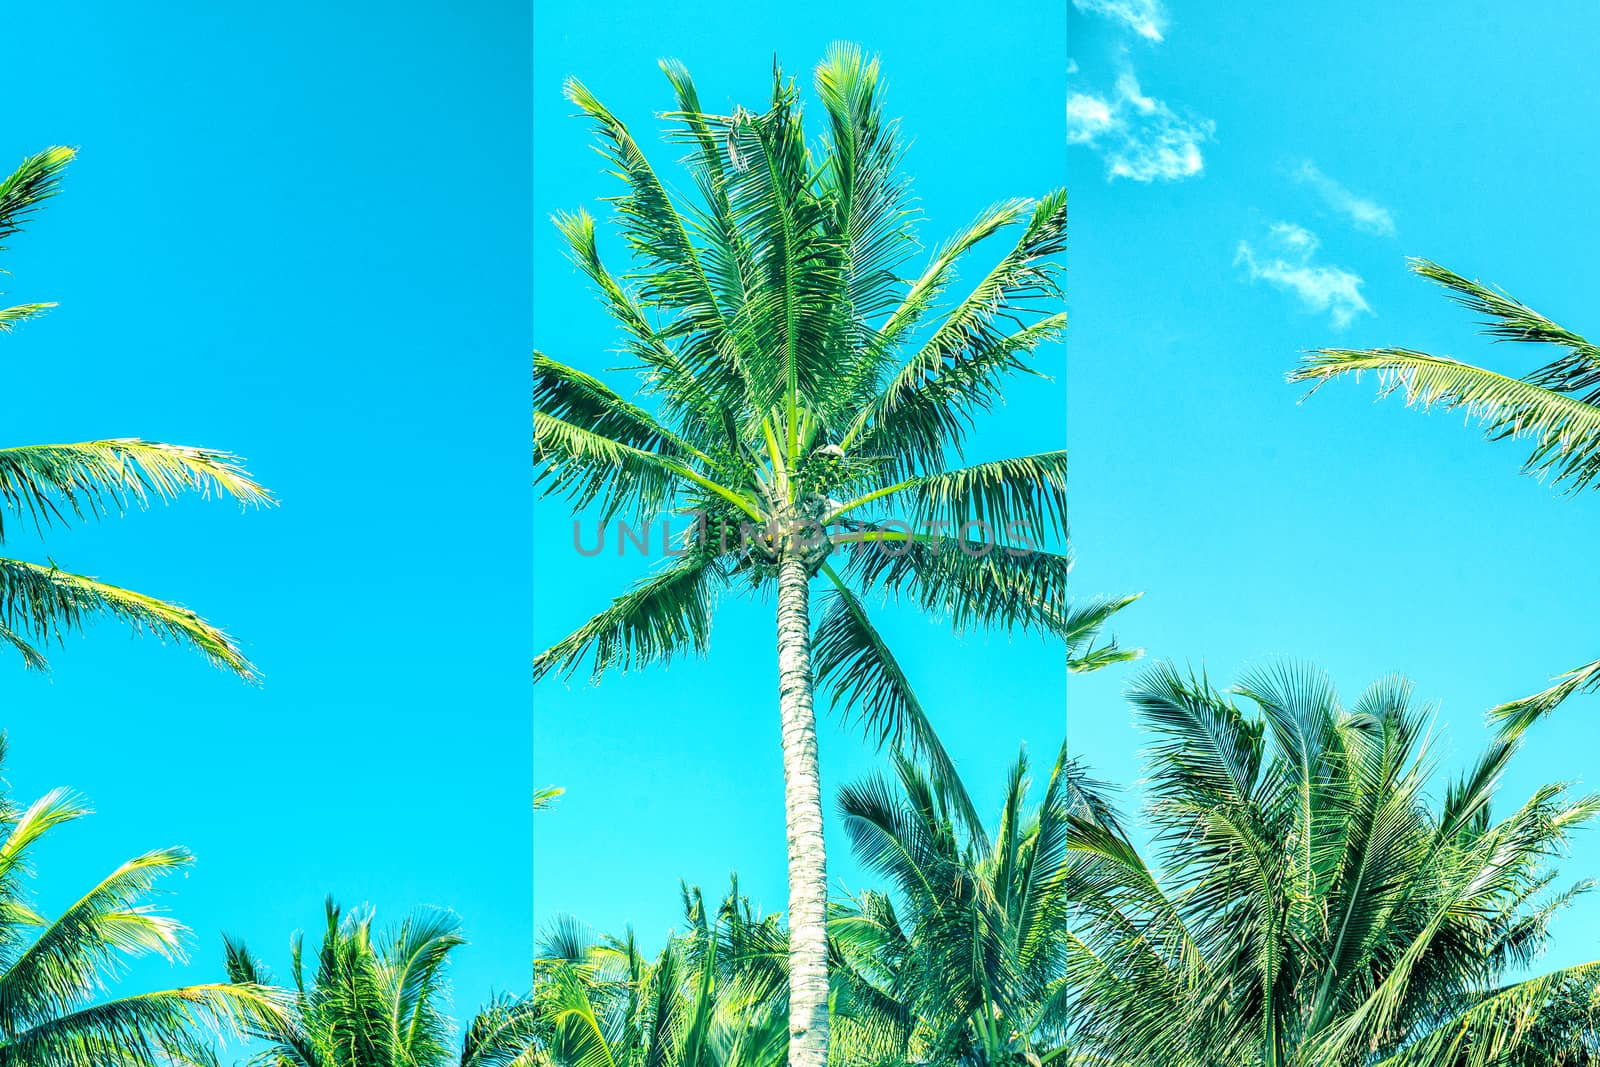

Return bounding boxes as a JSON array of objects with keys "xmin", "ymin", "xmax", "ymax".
[
  {"xmin": 0, "ymin": 147, "xmax": 269, "ymax": 677},
  {"xmin": 827, "ymin": 742, "xmax": 1081, "ymax": 1065},
  {"xmin": 0, "ymin": 733, "xmax": 285, "ymax": 1066},
  {"xmin": 532, "ymin": 46, "xmax": 1116, "ymax": 1065},
  {"xmin": 1289, "ymin": 259, "xmax": 1600, "ymax": 735},
  {"xmin": 533, "ymin": 881, "xmax": 791, "ymax": 1067},
  {"xmin": 1065, "ymin": 661, "xmax": 1600, "ymax": 1067},
  {"xmin": 221, "ymin": 900, "xmax": 539, "ymax": 1067}
]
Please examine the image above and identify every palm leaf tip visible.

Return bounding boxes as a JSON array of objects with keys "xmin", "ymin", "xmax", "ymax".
[{"xmin": 0, "ymin": 147, "xmax": 76, "ymax": 248}]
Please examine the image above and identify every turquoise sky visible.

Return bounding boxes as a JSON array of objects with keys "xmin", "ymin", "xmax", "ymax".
[
  {"xmin": 533, "ymin": 2, "xmax": 1068, "ymax": 945},
  {"xmin": 2, "ymin": 0, "xmax": 530, "ymax": 1031},
  {"xmin": 1069, "ymin": 0, "xmax": 1600, "ymax": 969}
]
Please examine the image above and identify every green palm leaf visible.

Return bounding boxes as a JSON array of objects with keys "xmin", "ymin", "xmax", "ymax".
[{"xmin": 0, "ymin": 557, "xmax": 253, "ymax": 677}]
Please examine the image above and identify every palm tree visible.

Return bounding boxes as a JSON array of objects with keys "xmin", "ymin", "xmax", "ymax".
[
  {"xmin": 0, "ymin": 733, "xmax": 285, "ymax": 1066},
  {"xmin": 221, "ymin": 899, "xmax": 539, "ymax": 1066},
  {"xmin": 0, "ymin": 147, "xmax": 269, "ymax": 677},
  {"xmin": 1289, "ymin": 259, "xmax": 1600, "ymax": 734},
  {"xmin": 1065, "ymin": 661, "xmax": 1600, "ymax": 1067},
  {"xmin": 533, "ymin": 881, "xmax": 791, "ymax": 1066},
  {"xmin": 532, "ymin": 47, "xmax": 1114, "ymax": 1065},
  {"xmin": 827, "ymin": 743, "xmax": 1081, "ymax": 1065}
]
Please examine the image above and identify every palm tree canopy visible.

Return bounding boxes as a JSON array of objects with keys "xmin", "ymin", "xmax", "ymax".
[
  {"xmin": 1065, "ymin": 662, "xmax": 1600, "ymax": 1067},
  {"xmin": 223, "ymin": 899, "xmax": 538, "ymax": 1067},
  {"xmin": 828, "ymin": 742, "xmax": 1080, "ymax": 1065},
  {"xmin": 533, "ymin": 46, "xmax": 1125, "ymax": 823},
  {"xmin": 533, "ymin": 880, "xmax": 790, "ymax": 1067},
  {"xmin": 0, "ymin": 733, "xmax": 287, "ymax": 1067},
  {"xmin": 0, "ymin": 146, "xmax": 271, "ymax": 678}
]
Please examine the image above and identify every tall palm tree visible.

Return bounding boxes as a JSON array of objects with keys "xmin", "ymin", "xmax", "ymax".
[
  {"xmin": 827, "ymin": 743, "xmax": 1080, "ymax": 1065},
  {"xmin": 1289, "ymin": 259, "xmax": 1600, "ymax": 734},
  {"xmin": 222, "ymin": 900, "xmax": 539, "ymax": 1067},
  {"xmin": 532, "ymin": 46, "xmax": 1112, "ymax": 1066},
  {"xmin": 0, "ymin": 733, "xmax": 285, "ymax": 1066},
  {"xmin": 0, "ymin": 147, "xmax": 269, "ymax": 677},
  {"xmin": 533, "ymin": 881, "xmax": 791, "ymax": 1067},
  {"xmin": 1065, "ymin": 661, "xmax": 1600, "ymax": 1067}
]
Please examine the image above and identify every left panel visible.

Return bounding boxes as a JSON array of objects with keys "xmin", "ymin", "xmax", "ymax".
[{"xmin": 1, "ymin": 2, "xmax": 533, "ymax": 1062}]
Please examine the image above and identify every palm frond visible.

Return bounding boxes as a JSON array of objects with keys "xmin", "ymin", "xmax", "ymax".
[
  {"xmin": 0, "ymin": 557, "xmax": 253, "ymax": 678},
  {"xmin": 1293, "ymin": 346, "xmax": 1600, "ymax": 491},
  {"xmin": 0, "ymin": 847, "xmax": 194, "ymax": 1033},
  {"xmin": 0, "ymin": 146, "xmax": 75, "ymax": 249},
  {"xmin": 892, "ymin": 450, "xmax": 1069, "ymax": 550},
  {"xmin": 0, "ymin": 440, "xmax": 270, "ymax": 539},
  {"xmin": 811, "ymin": 567, "xmax": 981, "ymax": 833},
  {"xmin": 1488, "ymin": 655, "xmax": 1600, "ymax": 740},
  {"xmin": 533, "ymin": 548, "xmax": 724, "ymax": 683}
]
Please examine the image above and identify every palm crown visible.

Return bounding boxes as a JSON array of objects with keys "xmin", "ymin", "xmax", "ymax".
[
  {"xmin": 223, "ymin": 900, "xmax": 539, "ymax": 1067},
  {"xmin": 0, "ymin": 147, "xmax": 270, "ymax": 677},
  {"xmin": 534, "ymin": 882, "xmax": 791, "ymax": 1067},
  {"xmin": 534, "ymin": 45, "xmax": 1100, "ymax": 813},
  {"xmin": 0, "ymin": 734, "xmax": 285, "ymax": 1066},
  {"xmin": 829, "ymin": 743, "xmax": 1080, "ymax": 1064},
  {"xmin": 1066, "ymin": 663, "xmax": 1600, "ymax": 1067}
]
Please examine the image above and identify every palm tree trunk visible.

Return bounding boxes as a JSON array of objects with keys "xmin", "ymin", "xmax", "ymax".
[{"xmin": 776, "ymin": 553, "xmax": 829, "ymax": 1067}]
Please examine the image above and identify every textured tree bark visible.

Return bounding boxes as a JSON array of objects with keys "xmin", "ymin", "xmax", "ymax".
[{"xmin": 775, "ymin": 553, "xmax": 829, "ymax": 1067}]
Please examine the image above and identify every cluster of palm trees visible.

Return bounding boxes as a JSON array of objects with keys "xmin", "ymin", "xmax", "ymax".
[
  {"xmin": 532, "ymin": 46, "xmax": 1600, "ymax": 1067},
  {"xmin": 0, "ymin": 744, "xmax": 540, "ymax": 1066}
]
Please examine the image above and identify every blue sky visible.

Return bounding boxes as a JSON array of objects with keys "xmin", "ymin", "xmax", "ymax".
[
  {"xmin": 1, "ymin": 0, "xmax": 530, "ymax": 1034},
  {"xmin": 1068, "ymin": 0, "xmax": 1600, "ymax": 968},
  {"xmin": 533, "ymin": 1, "xmax": 1068, "ymax": 945}
]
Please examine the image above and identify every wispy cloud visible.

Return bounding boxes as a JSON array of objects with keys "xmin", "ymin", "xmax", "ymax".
[
  {"xmin": 1235, "ymin": 222, "xmax": 1371, "ymax": 328},
  {"xmin": 1293, "ymin": 162, "xmax": 1395, "ymax": 236},
  {"xmin": 1072, "ymin": 0, "xmax": 1166, "ymax": 42},
  {"xmin": 1068, "ymin": 70, "xmax": 1213, "ymax": 183}
]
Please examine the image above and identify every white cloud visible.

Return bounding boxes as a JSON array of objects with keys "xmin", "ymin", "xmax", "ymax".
[
  {"xmin": 1067, "ymin": 93, "xmax": 1115, "ymax": 144},
  {"xmin": 1236, "ymin": 222, "xmax": 1371, "ymax": 328},
  {"xmin": 1068, "ymin": 70, "xmax": 1213, "ymax": 183},
  {"xmin": 1072, "ymin": 0, "xmax": 1166, "ymax": 42},
  {"xmin": 1293, "ymin": 161, "xmax": 1395, "ymax": 236}
]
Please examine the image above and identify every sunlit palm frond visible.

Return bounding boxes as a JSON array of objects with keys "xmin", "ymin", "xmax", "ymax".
[
  {"xmin": 0, "ymin": 440, "xmax": 270, "ymax": 539},
  {"xmin": 0, "ymin": 557, "xmax": 253, "ymax": 677},
  {"xmin": 532, "ymin": 548, "xmax": 725, "ymax": 683},
  {"xmin": 1065, "ymin": 593, "xmax": 1142, "ymax": 673},
  {"xmin": 0, "ymin": 302, "xmax": 53, "ymax": 333},
  {"xmin": 1488, "ymin": 655, "xmax": 1600, "ymax": 740},
  {"xmin": 562, "ymin": 76, "xmax": 752, "ymax": 416},
  {"xmin": 0, "ymin": 847, "xmax": 194, "ymax": 1033},
  {"xmin": 0, "ymin": 146, "xmax": 74, "ymax": 248},
  {"xmin": 1294, "ymin": 346, "xmax": 1600, "ymax": 490}
]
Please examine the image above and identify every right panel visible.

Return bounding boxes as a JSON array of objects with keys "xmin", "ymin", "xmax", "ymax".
[{"xmin": 1067, "ymin": 1, "xmax": 1600, "ymax": 1062}]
